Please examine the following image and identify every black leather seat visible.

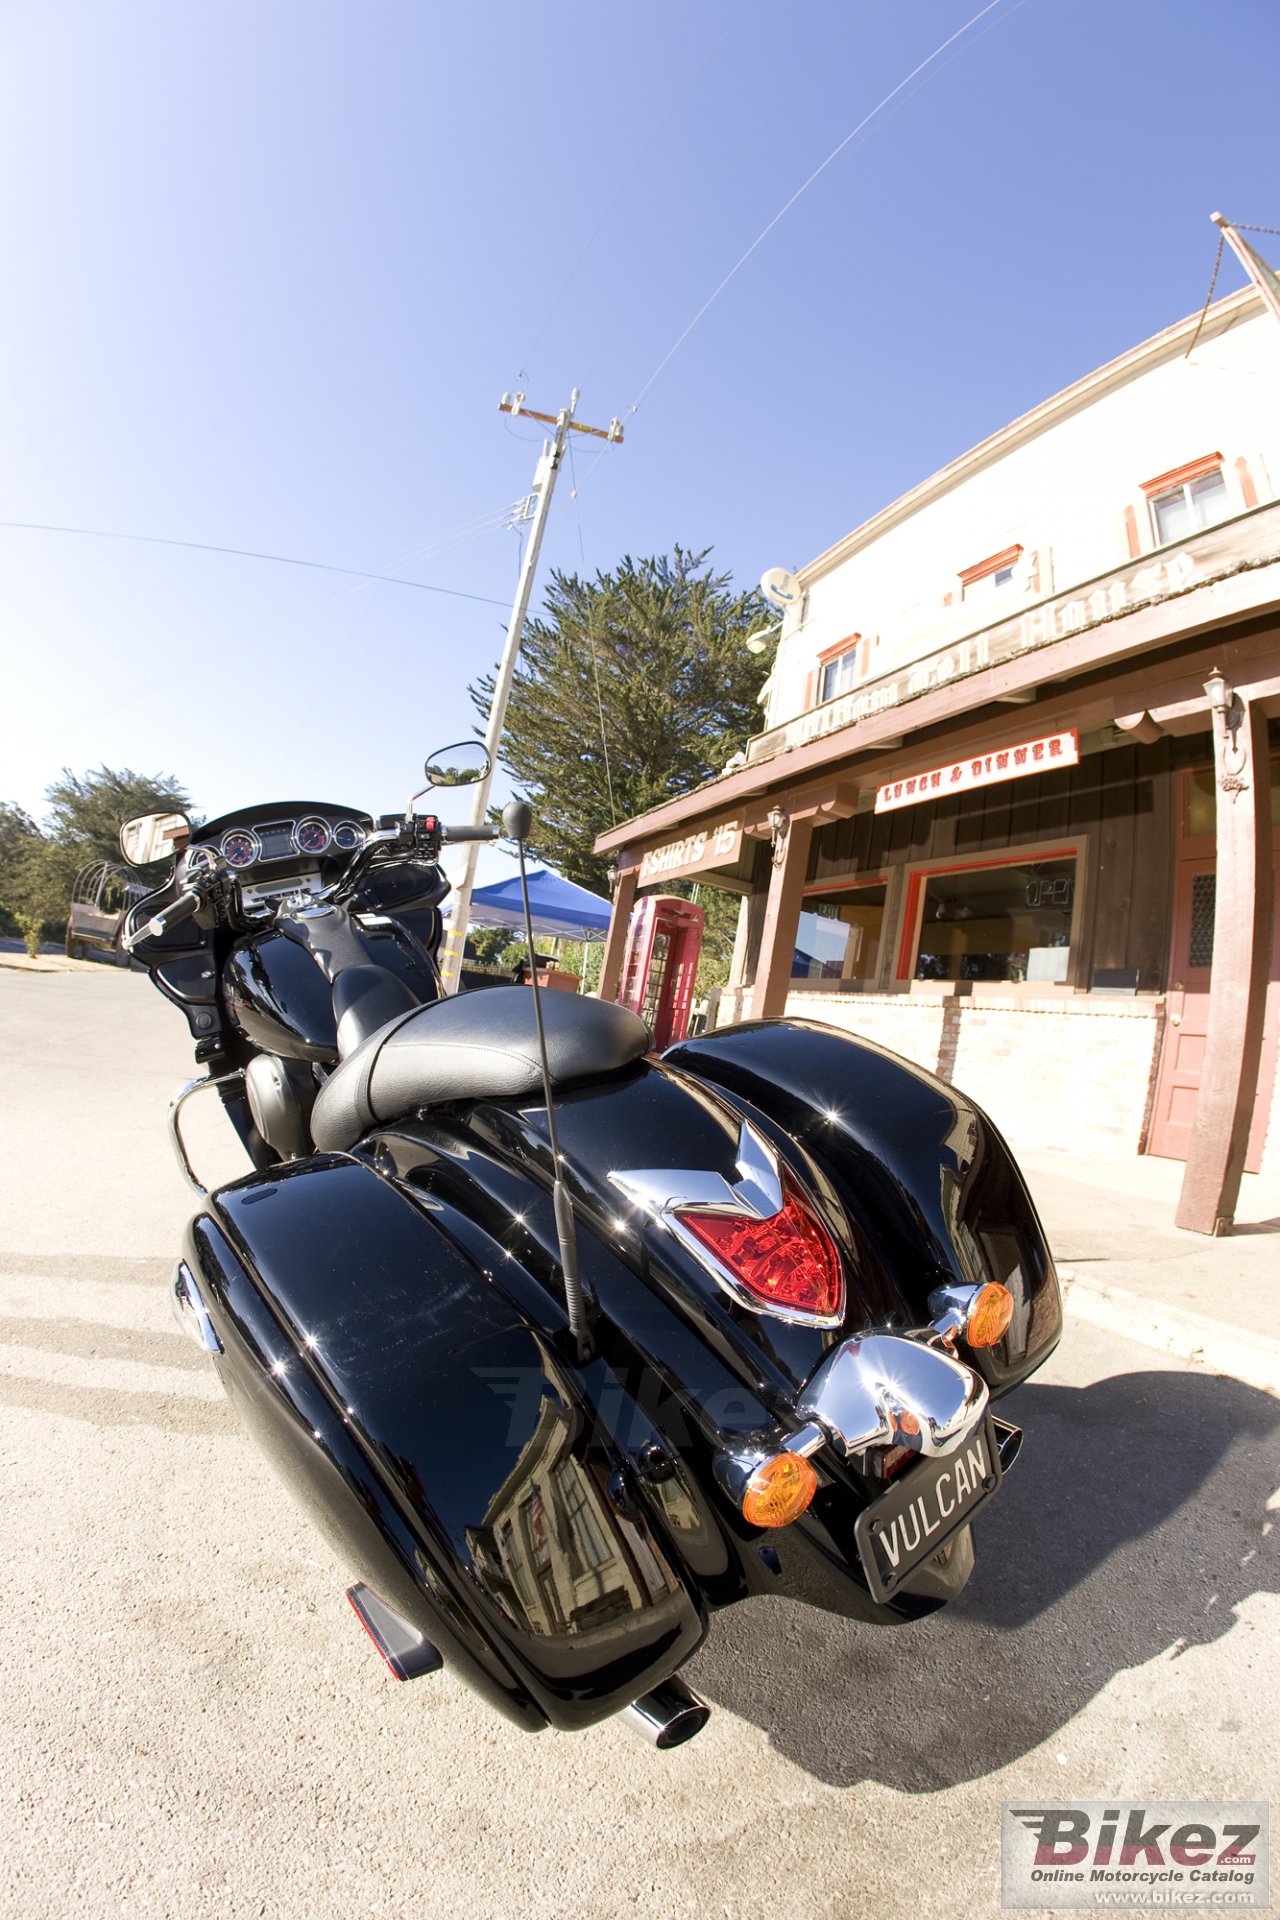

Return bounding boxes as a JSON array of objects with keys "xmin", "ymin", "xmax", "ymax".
[
  {"xmin": 310, "ymin": 986, "xmax": 651, "ymax": 1152},
  {"xmin": 330, "ymin": 965, "xmax": 422, "ymax": 1057}
]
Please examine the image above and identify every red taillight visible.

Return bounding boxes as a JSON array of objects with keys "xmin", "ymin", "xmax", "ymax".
[{"xmin": 673, "ymin": 1175, "xmax": 844, "ymax": 1322}]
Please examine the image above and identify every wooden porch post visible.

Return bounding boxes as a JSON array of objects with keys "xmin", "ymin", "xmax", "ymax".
[
  {"xmin": 1175, "ymin": 693, "xmax": 1274, "ymax": 1233},
  {"xmin": 597, "ymin": 866, "xmax": 637, "ymax": 1003},
  {"xmin": 749, "ymin": 814, "xmax": 813, "ymax": 1020}
]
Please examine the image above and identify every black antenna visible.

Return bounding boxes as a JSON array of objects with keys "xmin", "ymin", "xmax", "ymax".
[{"xmin": 502, "ymin": 801, "xmax": 593, "ymax": 1364}]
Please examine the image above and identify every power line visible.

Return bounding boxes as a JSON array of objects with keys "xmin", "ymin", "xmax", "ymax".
[
  {"xmin": 626, "ymin": 0, "xmax": 1016, "ymax": 418},
  {"xmin": 517, "ymin": 0, "xmax": 768, "ymax": 376},
  {"xmin": 572, "ymin": 0, "xmax": 1029, "ymax": 505},
  {"xmin": 0, "ymin": 517, "xmax": 512, "ymax": 606}
]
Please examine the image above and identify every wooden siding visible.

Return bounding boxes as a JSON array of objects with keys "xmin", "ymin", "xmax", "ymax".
[{"xmin": 805, "ymin": 737, "xmax": 1210, "ymax": 991}]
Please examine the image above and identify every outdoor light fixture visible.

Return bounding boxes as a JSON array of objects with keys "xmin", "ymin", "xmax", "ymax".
[
  {"xmin": 745, "ymin": 623, "xmax": 782, "ymax": 656},
  {"xmin": 767, "ymin": 805, "xmax": 790, "ymax": 867},
  {"xmin": 605, "ymin": 857, "xmax": 622, "ymax": 898},
  {"xmin": 1204, "ymin": 667, "xmax": 1231, "ymax": 716},
  {"xmin": 1204, "ymin": 669, "xmax": 1248, "ymax": 787}
]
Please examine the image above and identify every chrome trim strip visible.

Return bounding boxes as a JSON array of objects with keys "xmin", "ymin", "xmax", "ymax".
[
  {"xmin": 608, "ymin": 1119, "xmax": 843, "ymax": 1329},
  {"xmin": 171, "ymin": 1260, "xmax": 222, "ymax": 1353}
]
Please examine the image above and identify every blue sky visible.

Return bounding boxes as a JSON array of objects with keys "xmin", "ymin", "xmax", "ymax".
[{"xmin": 2, "ymin": 0, "xmax": 1277, "ymax": 871}]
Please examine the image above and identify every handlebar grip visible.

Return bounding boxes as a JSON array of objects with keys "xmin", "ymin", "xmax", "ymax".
[
  {"xmin": 146, "ymin": 888, "xmax": 202, "ymax": 938},
  {"xmin": 443, "ymin": 824, "xmax": 501, "ymax": 843}
]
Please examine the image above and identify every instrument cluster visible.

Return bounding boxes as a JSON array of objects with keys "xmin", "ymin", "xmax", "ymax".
[{"xmin": 213, "ymin": 814, "xmax": 368, "ymax": 871}]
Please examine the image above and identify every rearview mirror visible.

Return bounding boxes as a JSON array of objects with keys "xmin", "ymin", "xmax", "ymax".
[
  {"xmin": 424, "ymin": 743, "xmax": 492, "ymax": 789},
  {"xmin": 119, "ymin": 811, "xmax": 192, "ymax": 867}
]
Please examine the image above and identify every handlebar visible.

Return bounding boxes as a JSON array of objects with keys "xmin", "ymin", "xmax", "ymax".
[
  {"xmin": 442, "ymin": 824, "xmax": 501, "ymax": 844},
  {"xmin": 146, "ymin": 887, "xmax": 203, "ymax": 939}
]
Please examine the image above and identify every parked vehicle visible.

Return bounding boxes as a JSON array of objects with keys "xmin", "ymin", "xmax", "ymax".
[
  {"xmin": 121, "ymin": 744, "xmax": 1062, "ymax": 1748},
  {"xmin": 66, "ymin": 860, "xmax": 149, "ymax": 962}
]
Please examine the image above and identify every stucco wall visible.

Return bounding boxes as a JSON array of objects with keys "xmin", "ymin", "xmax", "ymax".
[{"xmin": 766, "ymin": 296, "xmax": 1280, "ymax": 729}]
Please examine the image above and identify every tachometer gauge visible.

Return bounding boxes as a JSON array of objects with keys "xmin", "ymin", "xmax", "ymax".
[
  {"xmin": 293, "ymin": 816, "xmax": 332, "ymax": 855},
  {"xmin": 332, "ymin": 821, "xmax": 365, "ymax": 852},
  {"xmin": 220, "ymin": 828, "xmax": 261, "ymax": 869},
  {"xmin": 184, "ymin": 845, "xmax": 217, "ymax": 875}
]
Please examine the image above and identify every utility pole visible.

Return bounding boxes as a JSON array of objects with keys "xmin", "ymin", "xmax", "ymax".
[
  {"xmin": 1211, "ymin": 212, "xmax": 1280, "ymax": 330},
  {"xmin": 437, "ymin": 388, "xmax": 623, "ymax": 994}
]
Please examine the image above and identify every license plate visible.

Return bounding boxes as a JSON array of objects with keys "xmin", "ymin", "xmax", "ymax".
[{"xmin": 854, "ymin": 1416, "xmax": 1002, "ymax": 1603}]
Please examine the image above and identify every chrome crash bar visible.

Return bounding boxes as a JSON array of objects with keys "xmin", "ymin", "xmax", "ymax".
[{"xmin": 168, "ymin": 1071, "xmax": 246, "ymax": 1197}]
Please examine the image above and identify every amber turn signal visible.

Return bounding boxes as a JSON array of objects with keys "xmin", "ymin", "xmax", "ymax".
[
  {"xmin": 964, "ymin": 1281, "xmax": 1015, "ymax": 1348},
  {"xmin": 741, "ymin": 1450, "xmax": 818, "ymax": 1529}
]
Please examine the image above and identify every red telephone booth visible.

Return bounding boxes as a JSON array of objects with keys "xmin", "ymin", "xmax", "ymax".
[{"xmin": 618, "ymin": 895, "xmax": 705, "ymax": 1048}]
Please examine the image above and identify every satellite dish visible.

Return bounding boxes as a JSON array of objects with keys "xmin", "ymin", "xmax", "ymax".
[{"xmin": 760, "ymin": 566, "xmax": 802, "ymax": 611}]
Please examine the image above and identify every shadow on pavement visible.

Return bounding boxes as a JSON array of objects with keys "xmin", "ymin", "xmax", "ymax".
[{"xmin": 687, "ymin": 1367, "xmax": 1280, "ymax": 1789}]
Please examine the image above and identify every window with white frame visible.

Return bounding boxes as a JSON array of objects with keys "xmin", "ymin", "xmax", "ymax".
[
  {"xmin": 1148, "ymin": 467, "xmax": 1229, "ymax": 545},
  {"xmin": 960, "ymin": 544, "xmax": 1023, "ymax": 603},
  {"xmin": 819, "ymin": 646, "xmax": 861, "ymax": 702}
]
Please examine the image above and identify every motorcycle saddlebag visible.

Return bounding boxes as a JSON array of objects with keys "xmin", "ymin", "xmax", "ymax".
[{"xmin": 185, "ymin": 1154, "xmax": 707, "ymax": 1734}]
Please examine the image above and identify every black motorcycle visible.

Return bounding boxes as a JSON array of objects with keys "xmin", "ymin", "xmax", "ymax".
[{"xmin": 121, "ymin": 744, "xmax": 1062, "ymax": 1749}]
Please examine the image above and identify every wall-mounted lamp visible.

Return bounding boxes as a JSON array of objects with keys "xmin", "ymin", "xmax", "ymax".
[
  {"xmin": 745, "ymin": 622, "xmax": 783, "ymax": 656},
  {"xmin": 1204, "ymin": 667, "xmax": 1231, "ymax": 716},
  {"xmin": 1204, "ymin": 669, "xmax": 1247, "ymax": 789},
  {"xmin": 767, "ymin": 805, "xmax": 790, "ymax": 867},
  {"xmin": 606, "ymin": 856, "xmax": 622, "ymax": 898}
]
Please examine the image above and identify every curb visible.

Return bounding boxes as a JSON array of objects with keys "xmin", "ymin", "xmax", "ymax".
[
  {"xmin": 1060, "ymin": 1268, "xmax": 1280, "ymax": 1397},
  {"xmin": 0, "ymin": 952, "xmax": 108, "ymax": 975}
]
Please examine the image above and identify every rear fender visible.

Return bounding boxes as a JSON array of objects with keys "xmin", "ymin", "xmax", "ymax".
[{"xmin": 664, "ymin": 1019, "xmax": 1063, "ymax": 1395}]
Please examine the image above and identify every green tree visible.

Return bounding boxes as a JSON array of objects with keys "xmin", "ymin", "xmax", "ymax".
[
  {"xmin": 0, "ymin": 804, "xmax": 43, "ymax": 942},
  {"xmin": 0, "ymin": 835, "xmax": 78, "ymax": 957},
  {"xmin": 0, "ymin": 767, "xmax": 195, "ymax": 955},
  {"xmin": 44, "ymin": 765, "xmax": 193, "ymax": 868},
  {"xmin": 469, "ymin": 548, "xmax": 769, "ymax": 894}
]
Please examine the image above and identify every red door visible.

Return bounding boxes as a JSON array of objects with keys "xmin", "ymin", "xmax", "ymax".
[
  {"xmin": 1147, "ymin": 763, "xmax": 1280, "ymax": 1170},
  {"xmin": 1147, "ymin": 858, "xmax": 1215, "ymax": 1162}
]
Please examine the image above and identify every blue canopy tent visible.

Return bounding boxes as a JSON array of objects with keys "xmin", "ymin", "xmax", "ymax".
[{"xmin": 460, "ymin": 867, "xmax": 613, "ymax": 942}]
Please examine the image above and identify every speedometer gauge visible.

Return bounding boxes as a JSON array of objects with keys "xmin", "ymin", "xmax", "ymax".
[
  {"xmin": 220, "ymin": 828, "xmax": 261, "ymax": 869},
  {"xmin": 293, "ymin": 816, "xmax": 332, "ymax": 855}
]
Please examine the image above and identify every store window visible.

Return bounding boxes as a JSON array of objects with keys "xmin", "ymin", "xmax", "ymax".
[
  {"xmin": 793, "ymin": 883, "xmax": 887, "ymax": 986},
  {"xmin": 910, "ymin": 854, "xmax": 1077, "ymax": 984}
]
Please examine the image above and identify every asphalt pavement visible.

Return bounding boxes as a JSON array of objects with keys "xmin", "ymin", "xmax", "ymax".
[{"xmin": 1, "ymin": 963, "xmax": 1277, "ymax": 1920}]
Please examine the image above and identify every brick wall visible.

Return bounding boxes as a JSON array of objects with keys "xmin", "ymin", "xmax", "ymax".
[
  {"xmin": 782, "ymin": 991, "xmax": 951, "ymax": 1079},
  {"xmin": 782, "ymin": 987, "xmax": 1164, "ymax": 1157},
  {"xmin": 947, "ymin": 995, "xmax": 1163, "ymax": 1156}
]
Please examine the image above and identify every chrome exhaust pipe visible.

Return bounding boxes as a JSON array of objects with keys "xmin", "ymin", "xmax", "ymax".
[{"xmin": 619, "ymin": 1676, "xmax": 711, "ymax": 1750}]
